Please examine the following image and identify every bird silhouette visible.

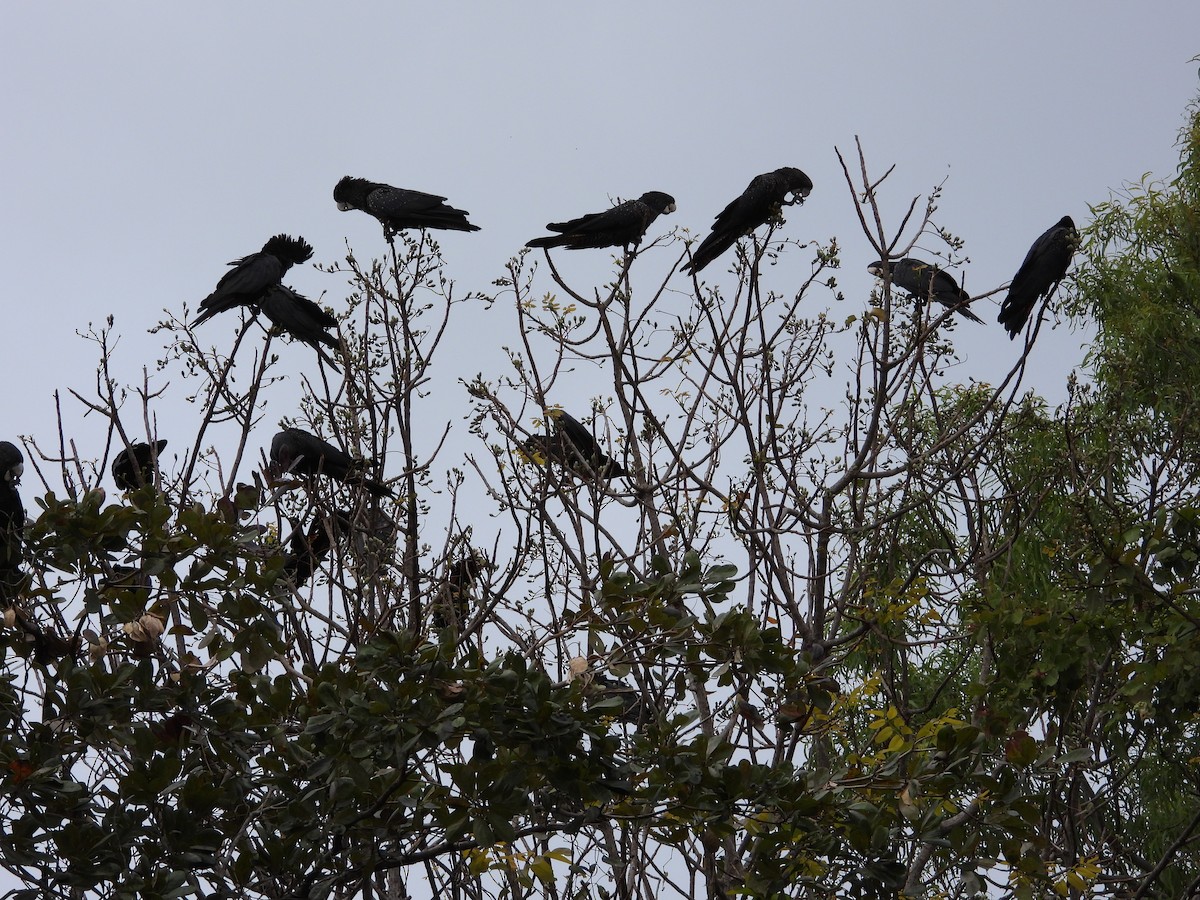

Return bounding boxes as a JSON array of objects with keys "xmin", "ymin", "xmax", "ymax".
[
  {"xmin": 684, "ymin": 167, "xmax": 812, "ymax": 273},
  {"xmin": 998, "ymin": 216, "xmax": 1079, "ymax": 339},
  {"xmin": 193, "ymin": 234, "xmax": 313, "ymax": 327},
  {"xmin": 334, "ymin": 176, "xmax": 480, "ymax": 235},
  {"xmin": 527, "ymin": 191, "xmax": 676, "ymax": 250}
]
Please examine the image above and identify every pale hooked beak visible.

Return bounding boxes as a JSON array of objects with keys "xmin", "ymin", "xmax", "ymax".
[
  {"xmin": 665, "ymin": 202, "xmax": 677, "ymax": 215},
  {"xmin": 336, "ymin": 202, "xmax": 354, "ymax": 211}
]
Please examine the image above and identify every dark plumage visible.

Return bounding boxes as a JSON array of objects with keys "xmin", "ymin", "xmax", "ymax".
[
  {"xmin": 520, "ymin": 410, "xmax": 628, "ymax": 481},
  {"xmin": 683, "ymin": 167, "xmax": 813, "ymax": 273},
  {"xmin": 281, "ymin": 511, "xmax": 350, "ymax": 588},
  {"xmin": 270, "ymin": 427, "xmax": 392, "ymax": 497},
  {"xmin": 259, "ymin": 285, "xmax": 343, "ymax": 372},
  {"xmin": 553, "ymin": 411, "xmax": 629, "ymax": 477},
  {"xmin": 590, "ymin": 674, "xmax": 644, "ymax": 725},
  {"xmin": 998, "ymin": 216, "xmax": 1079, "ymax": 339},
  {"xmin": 193, "ymin": 234, "xmax": 314, "ymax": 327},
  {"xmin": 433, "ymin": 552, "xmax": 492, "ymax": 631},
  {"xmin": 526, "ymin": 191, "xmax": 676, "ymax": 250},
  {"xmin": 0, "ymin": 442, "xmax": 22, "ymax": 490},
  {"xmin": 112, "ymin": 440, "xmax": 168, "ymax": 491},
  {"xmin": 1, "ymin": 441, "xmax": 25, "ymax": 584},
  {"xmin": 7, "ymin": 604, "xmax": 78, "ymax": 665},
  {"xmin": 867, "ymin": 258, "xmax": 982, "ymax": 323},
  {"xmin": 334, "ymin": 176, "xmax": 480, "ymax": 235}
]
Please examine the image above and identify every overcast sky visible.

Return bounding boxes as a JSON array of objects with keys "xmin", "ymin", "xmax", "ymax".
[{"xmin": 4, "ymin": 4, "xmax": 1199, "ymax": 477}]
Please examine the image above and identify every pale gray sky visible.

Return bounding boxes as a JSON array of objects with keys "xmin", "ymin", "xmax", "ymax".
[{"xmin": 3, "ymin": 4, "xmax": 1198, "ymax": 458}]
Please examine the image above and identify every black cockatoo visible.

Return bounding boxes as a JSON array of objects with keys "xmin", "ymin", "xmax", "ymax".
[
  {"xmin": 684, "ymin": 167, "xmax": 812, "ymax": 273},
  {"xmin": 259, "ymin": 285, "xmax": 343, "ymax": 371},
  {"xmin": 193, "ymin": 234, "xmax": 313, "ymax": 326},
  {"xmin": 334, "ymin": 176, "xmax": 480, "ymax": 235},
  {"xmin": 520, "ymin": 409, "xmax": 628, "ymax": 481},
  {"xmin": 270, "ymin": 427, "xmax": 392, "ymax": 497},
  {"xmin": 1, "ymin": 441, "xmax": 25, "ymax": 582},
  {"xmin": 998, "ymin": 216, "xmax": 1079, "ymax": 339},
  {"xmin": 526, "ymin": 191, "xmax": 676, "ymax": 250},
  {"xmin": 867, "ymin": 258, "xmax": 982, "ymax": 323},
  {"xmin": 112, "ymin": 440, "xmax": 168, "ymax": 491}
]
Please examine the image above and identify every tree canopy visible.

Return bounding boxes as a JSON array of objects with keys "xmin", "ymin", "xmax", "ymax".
[{"xmin": 5, "ymin": 103, "xmax": 1200, "ymax": 900}]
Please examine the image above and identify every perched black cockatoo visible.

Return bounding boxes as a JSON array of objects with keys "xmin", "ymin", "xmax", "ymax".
[
  {"xmin": 526, "ymin": 191, "xmax": 676, "ymax": 250},
  {"xmin": 998, "ymin": 216, "xmax": 1079, "ymax": 339},
  {"xmin": 281, "ymin": 511, "xmax": 351, "ymax": 588},
  {"xmin": 259, "ymin": 285, "xmax": 342, "ymax": 372},
  {"xmin": 683, "ymin": 167, "xmax": 812, "ymax": 273},
  {"xmin": 433, "ymin": 552, "xmax": 492, "ymax": 630},
  {"xmin": 334, "ymin": 176, "xmax": 480, "ymax": 235},
  {"xmin": 112, "ymin": 440, "xmax": 168, "ymax": 491},
  {"xmin": 0, "ymin": 441, "xmax": 23, "ymax": 496},
  {"xmin": 270, "ymin": 427, "xmax": 392, "ymax": 497},
  {"xmin": 1, "ymin": 441, "xmax": 25, "ymax": 582},
  {"xmin": 193, "ymin": 234, "xmax": 314, "ymax": 327},
  {"xmin": 520, "ymin": 409, "xmax": 628, "ymax": 481},
  {"xmin": 593, "ymin": 674, "xmax": 644, "ymax": 724},
  {"xmin": 867, "ymin": 258, "xmax": 982, "ymax": 323}
]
